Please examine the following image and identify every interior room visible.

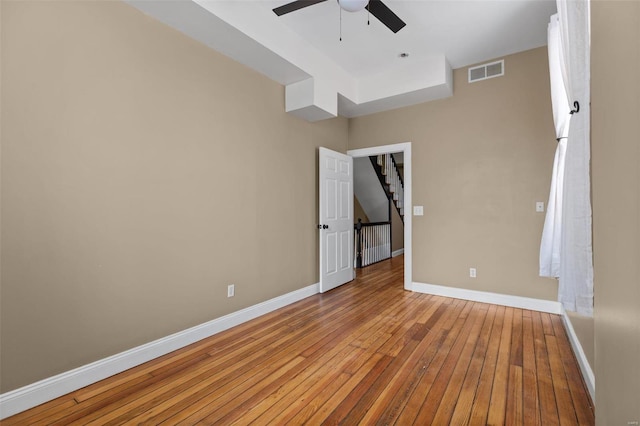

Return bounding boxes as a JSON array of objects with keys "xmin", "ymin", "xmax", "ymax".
[{"xmin": 1, "ymin": 0, "xmax": 638, "ymax": 424}]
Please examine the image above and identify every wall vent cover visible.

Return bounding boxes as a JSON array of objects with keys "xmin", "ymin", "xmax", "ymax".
[{"xmin": 468, "ymin": 59, "xmax": 504, "ymax": 83}]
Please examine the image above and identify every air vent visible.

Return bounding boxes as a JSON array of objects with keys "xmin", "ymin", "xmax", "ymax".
[{"xmin": 468, "ymin": 59, "xmax": 504, "ymax": 83}]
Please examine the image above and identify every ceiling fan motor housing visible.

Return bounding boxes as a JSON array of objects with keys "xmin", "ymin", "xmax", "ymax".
[{"xmin": 338, "ymin": 0, "xmax": 369, "ymax": 12}]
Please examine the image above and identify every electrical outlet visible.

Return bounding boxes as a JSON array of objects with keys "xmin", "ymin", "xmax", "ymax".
[
  {"xmin": 227, "ymin": 284, "xmax": 235, "ymax": 298},
  {"xmin": 536, "ymin": 201, "xmax": 545, "ymax": 212},
  {"xmin": 470, "ymin": 268, "xmax": 477, "ymax": 278}
]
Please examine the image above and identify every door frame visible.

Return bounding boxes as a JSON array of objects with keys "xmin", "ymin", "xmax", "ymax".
[{"xmin": 347, "ymin": 142, "xmax": 412, "ymax": 291}]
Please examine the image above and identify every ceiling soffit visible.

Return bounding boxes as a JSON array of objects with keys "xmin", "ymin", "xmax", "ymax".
[{"xmin": 127, "ymin": 0, "xmax": 554, "ymax": 121}]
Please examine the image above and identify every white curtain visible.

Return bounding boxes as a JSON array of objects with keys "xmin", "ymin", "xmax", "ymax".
[
  {"xmin": 557, "ymin": 0, "xmax": 593, "ymax": 316},
  {"xmin": 540, "ymin": 14, "xmax": 570, "ymax": 278},
  {"xmin": 540, "ymin": 1, "xmax": 593, "ymax": 317}
]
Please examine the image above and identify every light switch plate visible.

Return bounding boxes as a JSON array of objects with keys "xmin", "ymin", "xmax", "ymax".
[
  {"xmin": 536, "ymin": 201, "xmax": 545, "ymax": 213},
  {"xmin": 413, "ymin": 206, "xmax": 424, "ymax": 216}
]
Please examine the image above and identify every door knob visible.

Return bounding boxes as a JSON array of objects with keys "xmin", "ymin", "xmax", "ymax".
[{"xmin": 317, "ymin": 224, "xmax": 329, "ymax": 229}]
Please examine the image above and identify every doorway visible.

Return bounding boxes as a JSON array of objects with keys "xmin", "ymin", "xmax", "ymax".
[{"xmin": 348, "ymin": 142, "xmax": 412, "ymax": 291}]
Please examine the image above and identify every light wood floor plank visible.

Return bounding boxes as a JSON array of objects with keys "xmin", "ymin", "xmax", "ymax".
[
  {"xmin": 449, "ymin": 303, "xmax": 498, "ymax": 425},
  {"xmin": 392, "ymin": 299, "xmax": 471, "ymax": 425},
  {"xmin": 301, "ymin": 353, "xmax": 388, "ymax": 425},
  {"xmin": 416, "ymin": 303, "xmax": 487, "ymax": 425},
  {"xmin": 357, "ymin": 301, "xmax": 456, "ymax": 424},
  {"xmin": 247, "ymin": 345, "xmax": 363, "ymax": 424},
  {"xmin": 522, "ymin": 314, "xmax": 542, "ymax": 426},
  {"xmin": 546, "ymin": 334, "xmax": 580, "ymax": 426},
  {"xmin": 533, "ymin": 310, "xmax": 561, "ymax": 425},
  {"xmin": 430, "ymin": 303, "xmax": 489, "ymax": 424},
  {"xmin": 2, "ymin": 256, "xmax": 594, "ymax": 425},
  {"xmin": 506, "ymin": 308, "xmax": 524, "ymax": 425},
  {"xmin": 486, "ymin": 306, "xmax": 514, "ymax": 425},
  {"xmin": 468, "ymin": 304, "xmax": 506, "ymax": 425}
]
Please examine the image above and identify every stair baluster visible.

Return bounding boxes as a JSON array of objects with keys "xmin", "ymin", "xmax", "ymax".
[
  {"xmin": 354, "ymin": 219, "xmax": 392, "ymax": 268},
  {"xmin": 368, "ymin": 154, "xmax": 404, "ymax": 223}
]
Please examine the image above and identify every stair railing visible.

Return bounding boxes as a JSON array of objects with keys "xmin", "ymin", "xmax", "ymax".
[
  {"xmin": 369, "ymin": 154, "xmax": 404, "ymax": 221},
  {"xmin": 354, "ymin": 218, "xmax": 391, "ymax": 268}
]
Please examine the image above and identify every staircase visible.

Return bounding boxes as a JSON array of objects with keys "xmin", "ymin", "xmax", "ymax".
[
  {"xmin": 370, "ymin": 154, "xmax": 404, "ymax": 222},
  {"xmin": 353, "ymin": 153, "xmax": 404, "ymax": 268}
]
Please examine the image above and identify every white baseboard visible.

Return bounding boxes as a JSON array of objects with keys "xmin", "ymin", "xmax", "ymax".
[
  {"xmin": 392, "ymin": 248, "xmax": 405, "ymax": 257},
  {"xmin": 412, "ymin": 281, "xmax": 595, "ymax": 403},
  {"xmin": 0, "ymin": 283, "xmax": 319, "ymax": 420},
  {"xmin": 561, "ymin": 309, "xmax": 595, "ymax": 402},
  {"xmin": 411, "ymin": 282, "xmax": 563, "ymax": 314}
]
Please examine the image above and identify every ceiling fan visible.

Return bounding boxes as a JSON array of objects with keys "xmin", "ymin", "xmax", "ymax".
[{"xmin": 273, "ymin": 0, "xmax": 406, "ymax": 34}]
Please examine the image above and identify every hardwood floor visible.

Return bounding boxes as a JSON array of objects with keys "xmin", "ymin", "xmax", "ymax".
[{"xmin": 3, "ymin": 256, "xmax": 594, "ymax": 425}]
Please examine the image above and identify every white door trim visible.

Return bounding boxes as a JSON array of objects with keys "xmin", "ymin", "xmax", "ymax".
[{"xmin": 347, "ymin": 142, "xmax": 412, "ymax": 290}]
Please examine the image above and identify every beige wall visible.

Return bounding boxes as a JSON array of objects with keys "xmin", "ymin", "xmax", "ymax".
[
  {"xmin": 0, "ymin": 1, "xmax": 347, "ymax": 392},
  {"xmin": 349, "ymin": 47, "xmax": 558, "ymax": 301},
  {"xmin": 354, "ymin": 196, "xmax": 369, "ymax": 223},
  {"xmin": 591, "ymin": 1, "xmax": 640, "ymax": 424},
  {"xmin": 391, "ymin": 203, "xmax": 403, "ymax": 253}
]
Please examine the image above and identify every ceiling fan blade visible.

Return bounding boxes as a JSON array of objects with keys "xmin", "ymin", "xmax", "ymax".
[
  {"xmin": 273, "ymin": 0, "xmax": 328, "ymax": 16},
  {"xmin": 366, "ymin": 0, "xmax": 406, "ymax": 33}
]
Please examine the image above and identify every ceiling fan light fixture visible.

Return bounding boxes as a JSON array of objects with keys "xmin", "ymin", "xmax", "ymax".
[
  {"xmin": 273, "ymin": 0, "xmax": 405, "ymax": 33},
  {"xmin": 338, "ymin": 0, "xmax": 369, "ymax": 13}
]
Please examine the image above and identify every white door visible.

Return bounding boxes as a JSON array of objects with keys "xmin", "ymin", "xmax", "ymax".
[{"xmin": 319, "ymin": 147, "xmax": 354, "ymax": 293}]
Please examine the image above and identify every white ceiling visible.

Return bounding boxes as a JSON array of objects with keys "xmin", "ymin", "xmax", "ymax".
[
  {"xmin": 267, "ymin": 0, "xmax": 555, "ymax": 74},
  {"xmin": 128, "ymin": 0, "xmax": 556, "ymax": 121}
]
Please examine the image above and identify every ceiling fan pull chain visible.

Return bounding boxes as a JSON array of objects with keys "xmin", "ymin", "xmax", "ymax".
[
  {"xmin": 367, "ymin": 1, "xmax": 370, "ymax": 25},
  {"xmin": 339, "ymin": 6, "xmax": 342, "ymax": 41}
]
